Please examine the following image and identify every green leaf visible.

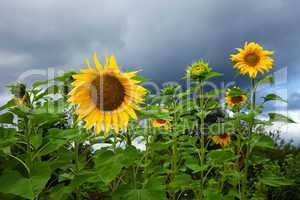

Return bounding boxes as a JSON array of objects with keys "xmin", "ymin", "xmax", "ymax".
[
  {"xmin": 204, "ymin": 189, "xmax": 224, "ymax": 200},
  {"xmin": 249, "ymin": 134, "xmax": 275, "ymax": 150},
  {"xmin": 0, "ymin": 163, "xmax": 51, "ymax": 199},
  {"xmin": 54, "ymin": 71, "xmax": 76, "ymax": 82},
  {"xmin": 118, "ymin": 176, "xmax": 167, "ymax": 200},
  {"xmin": 208, "ymin": 121, "xmax": 235, "ymax": 135},
  {"xmin": 37, "ymin": 128, "xmax": 82, "ymax": 157},
  {"xmin": 94, "ymin": 147, "xmax": 141, "ymax": 184},
  {"xmin": 259, "ymin": 173, "xmax": 293, "ymax": 187},
  {"xmin": 268, "ymin": 112, "xmax": 296, "ymax": 123},
  {"xmin": 31, "ymin": 134, "xmax": 43, "ymax": 149},
  {"xmin": 0, "ymin": 99, "xmax": 15, "ymax": 111},
  {"xmin": 207, "ymin": 89, "xmax": 224, "ymax": 97},
  {"xmin": 0, "ymin": 112, "xmax": 14, "ymax": 124},
  {"xmin": 32, "ymin": 80, "xmax": 50, "ymax": 87},
  {"xmin": 168, "ymin": 174, "xmax": 194, "ymax": 190},
  {"xmin": 0, "ymin": 171, "xmax": 34, "ymax": 199},
  {"xmin": 0, "ymin": 127, "xmax": 16, "ymax": 150},
  {"xmin": 137, "ymin": 109, "xmax": 169, "ymax": 120},
  {"xmin": 263, "ymin": 93, "xmax": 287, "ymax": 103},
  {"xmin": 256, "ymin": 74, "xmax": 274, "ymax": 88},
  {"xmin": 207, "ymin": 149, "xmax": 238, "ymax": 165},
  {"xmin": 131, "ymin": 75, "xmax": 149, "ymax": 83},
  {"xmin": 30, "ymin": 162, "xmax": 52, "ymax": 197},
  {"xmin": 120, "ymin": 188, "xmax": 166, "ymax": 200},
  {"xmin": 204, "ymin": 71, "xmax": 222, "ymax": 81}
]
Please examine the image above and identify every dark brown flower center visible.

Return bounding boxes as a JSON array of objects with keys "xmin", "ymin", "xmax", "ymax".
[
  {"xmin": 218, "ymin": 134, "xmax": 229, "ymax": 140},
  {"xmin": 231, "ymin": 96, "xmax": 244, "ymax": 104},
  {"xmin": 156, "ymin": 119, "xmax": 167, "ymax": 124},
  {"xmin": 245, "ymin": 53, "xmax": 259, "ymax": 66},
  {"xmin": 91, "ymin": 74, "xmax": 125, "ymax": 111}
]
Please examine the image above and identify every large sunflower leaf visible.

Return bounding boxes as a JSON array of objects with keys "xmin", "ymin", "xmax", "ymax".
[
  {"xmin": 268, "ymin": 112, "xmax": 296, "ymax": 123},
  {"xmin": 94, "ymin": 147, "xmax": 141, "ymax": 184},
  {"xmin": 262, "ymin": 93, "xmax": 287, "ymax": 103},
  {"xmin": 0, "ymin": 162, "xmax": 51, "ymax": 200},
  {"xmin": 0, "ymin": 112, "xmax": 14, "ymax": 124}
]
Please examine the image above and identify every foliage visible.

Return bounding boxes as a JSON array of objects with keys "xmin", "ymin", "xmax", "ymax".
[{"xmin": 0, "ymin": 53, "xmax": 298, "ymax": 200}]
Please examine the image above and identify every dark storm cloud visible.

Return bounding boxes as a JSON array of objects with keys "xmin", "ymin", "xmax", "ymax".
[{"xmin": 0, "ymin": 0, "xmax": 300, "ymax": 95}]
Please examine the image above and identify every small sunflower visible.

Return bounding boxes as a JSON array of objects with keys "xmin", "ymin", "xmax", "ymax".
[
  {"xmin": 187, "ymin": 60, "xmax": 211, "ymax": 79},
  {"xmin": 68, "ymin": 53, "xmax": 147, "ymax": 135},
  {"xmin": 211, "ymin": 133, "xmax": 231, "ymax": 146},
  {"xmin": 9, "ymin": 82, "xmax": 28, "ymax": 105},
  {"xmin": 225, "ymin": 87, "xmax": 247, "ymax": 107},
  {"xmin": 231, "ymin": 42, "xmax": 274, "ymax": 78},
  {"xmin": 152, "ymin": 119, "xmax": 169, "ymax": 128}
]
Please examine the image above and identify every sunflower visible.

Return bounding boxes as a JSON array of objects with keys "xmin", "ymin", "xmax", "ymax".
[
  {"xmin": 211, "ymin": 133, "xmax": 231, "ymax": 146},
  {"xmin": 9, "ymin": 82, "xmax": 28, "ymax": 105},
  {"xmin": 68, "ymin": 53, "xmax": 147, "ymax": 135},
  {"xmin": 186, "ymin": 60, "xmax": 211, "ymax": 79},
  {"xmin": 225, "ymin": 87, "xmax": 247, "ymax": 107},
  {"xmin": 230, "ymin": 42, "xmax": 274, "ymax": 78},
  {"xmin": 152, "ymin": 119, "xmax": 169, "ymax": 128}
]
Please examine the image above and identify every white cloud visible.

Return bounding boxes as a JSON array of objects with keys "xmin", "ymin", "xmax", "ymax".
[
  {"xmin": 0, "ymin": 93, "xmax": 11, "ymax": 106},
  {"xmin": 269, "ymin": 110, "xmax": 300, "ymax": 146}
]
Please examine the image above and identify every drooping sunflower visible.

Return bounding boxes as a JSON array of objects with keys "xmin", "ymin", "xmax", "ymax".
[
  {"xmin": 9, "ymin": 82, "xmax": 28, "ymax": 105},
  {"xmin": 230, "ymin": 42, "xmax": 274, "ymax": 78},
  {"xmin": 225, "ymin": 87, "xmax": 247, "ymax": 107},
  {"xmin": 68, "ymin": 53, "xmax": 147, "ymax": 135},
  {"xmin": 152, "ymin": 119, "xmax": 169, "ymax": 128},
  {"xmin": 211, "ymin": 133, "xmax": 231, "ymax": 146}
]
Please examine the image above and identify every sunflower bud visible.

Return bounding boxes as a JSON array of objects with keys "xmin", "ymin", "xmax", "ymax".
[{"xmin": 186, "ymin": 60, "xmax": 211, "ymax": 80}]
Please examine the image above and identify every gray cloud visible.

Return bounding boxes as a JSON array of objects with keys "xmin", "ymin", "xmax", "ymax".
[
  {"xmin": 0, "ymin": 0, "xmax": 299, "ymax": 95},
  {"xmin": 288, "ymin": 92, "xmax": 300, "ymax": 110}
]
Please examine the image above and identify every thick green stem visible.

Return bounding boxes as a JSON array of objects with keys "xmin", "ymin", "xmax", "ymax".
[
  {"xmin": 241, "ymin": 78, "xmax": 256, "ymax": 200},
  {"xmin": 25, "ymin": 119, "xmax": 32, "ymax": 175},
  {"xmin": 199, "ymin": 81, "xmax": 205, "ymax": 200},
  {"xmin": 74, "ymin": 141, "xmax": 80, "ymax": 200},
  {"xmin": 251, "ymin": 78, "xmax": 256, "ymax": 110}
]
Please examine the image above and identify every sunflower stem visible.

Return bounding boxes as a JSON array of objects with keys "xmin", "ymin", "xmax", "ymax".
[
  {"xmin": 74, "ymin": 141, "xmax": 80, "ymax": 200},
  {"xmin": 251, "ymin": 78, "xmax": 256, "ymax": 110},
  {"xmin": 199, "ymin": 80, "xmax": 205, "ymax": 200}
]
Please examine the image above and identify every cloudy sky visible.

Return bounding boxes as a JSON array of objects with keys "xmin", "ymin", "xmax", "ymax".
[{"xmin": 0, "ymin": 0, "xmax": 299, "ymax": 143}]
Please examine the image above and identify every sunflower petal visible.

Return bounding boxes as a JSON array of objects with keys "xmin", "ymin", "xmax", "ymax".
[
  {"xmin": 109, "ymin": 54, "xmax": 120, "ymax": 71},
  {"xmin": 93, "ymin": 52, "xmax": 103, "ymax": 71}
]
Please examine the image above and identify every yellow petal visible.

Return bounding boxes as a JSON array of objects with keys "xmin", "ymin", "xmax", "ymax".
[
  {"xmin": 119, "ymin": 111, "xmax": 129, "ymax": 129},
  {"xmin": 125, "ymin": 106, "xmax": 137, "ymax": 120},
  {"xmin": 104, "ymin": 51, "xmax": 109, "ymax": 69},
  {"xmin": 109, "ymin": 54, "xmax": 120, "ymax": 71},
  {"xmin": 72, "ymin": 74, "xmax": 96, "ymax": 82},
  {"xmin": 86, "ymin": 57, "xmax": 91, "ymax": 68},
  {"xmin": 104, "ymin": 112, "xmax": 112, "ymax": 134},
  {"xmin": 93, "ymin": 52, "xmax": 103, "ymax": 71},
  {"xmin": 95, "ymin": 112, "xmax": 105, "ymax": 134},
  {"xmin": 112, "ymin": 111, "xmax": 119, "ymax": 134}
]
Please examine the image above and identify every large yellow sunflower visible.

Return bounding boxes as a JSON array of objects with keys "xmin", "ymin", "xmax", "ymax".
[
  {"xmin": 231, "ymin": 42, "xmax": 274, "ymax": 78},
  {"xmin": 68, "ymin": 53, "xmax": 147, "ymax": 135}
]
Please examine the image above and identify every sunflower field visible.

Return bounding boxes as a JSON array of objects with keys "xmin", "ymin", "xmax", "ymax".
[{"xmin": 0, "ymin": 42, "xmax": 299, "ymax": 200}]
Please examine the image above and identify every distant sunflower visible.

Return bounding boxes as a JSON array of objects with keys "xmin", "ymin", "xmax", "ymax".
[
  {"xmin": 68, "ymin": 53, "xmax": 147, "ymax": 135},
  {"xmin": 225, "ymin": 87, "xmax": 247, "ymax": 107},
  {"xmin": 231, "ymin": 42, "xmax": 274, "ymax": 78},
  {"xmin": 211, "ymin": 133, "xmax": 231, "ymax": 146},
  {"xmin": 187, "ymin": 60, "xmax": 211, "ymax": 79},
  {"xmin": 152, "ymin": 119, "xmax": 169, "ymax": 128},
  {"xmin": 10, "ymin": 82, "xmax": 28, "ymax": 105}
]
